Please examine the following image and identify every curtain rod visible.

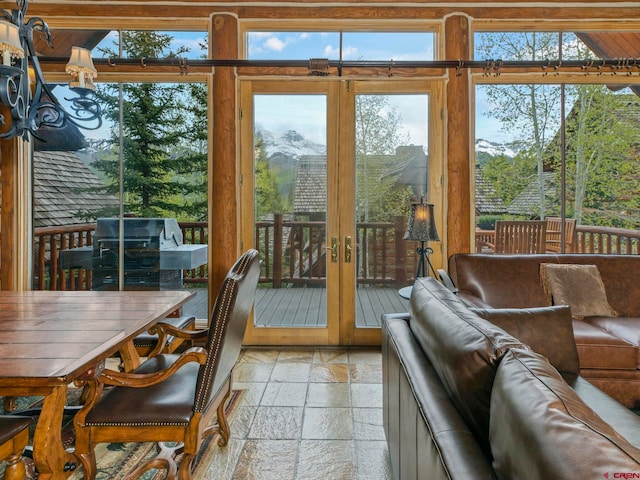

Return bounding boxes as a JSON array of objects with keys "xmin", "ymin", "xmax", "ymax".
[{"xmin": 38, "ymin": 56, "xmax": 640, "ymax": 74}]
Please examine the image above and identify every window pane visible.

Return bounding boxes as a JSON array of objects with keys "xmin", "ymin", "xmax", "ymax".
[
  {"xmin": 95, "ymin": 31, "xmax": 208, "ymax": 59},
  {"xmin": 474, "ymin": 32, "xmax": 592, "ymax": 61},
  {"xmin": 248, "ymin": 31, "xmax": 434, "ymax": 60},
  {"xmin": 248, "ymin": 32, "xmax": 341, "ymax": 59},
  {"xmin": 475, "ymin": 82, "xmax": 640, "ymax": 254}
]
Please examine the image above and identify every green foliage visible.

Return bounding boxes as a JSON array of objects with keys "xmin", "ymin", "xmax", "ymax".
[
  {"xmin": 91, "ymin": 31, "xmax": 207, "ymax": 220},
  {"xmin": 254, "ymin": 133, "xmax": 285, "ymax": 218},
  {"xmin": 480, "ymin": 152, "xmax": 536, "ymax": 206},
  {"xmin": 476, "ymin": 215, "xmax": 502, "ymax": 230},
  {"xmin": 355, "ymin": 95, "xmax": 415, "ymax": 222}
]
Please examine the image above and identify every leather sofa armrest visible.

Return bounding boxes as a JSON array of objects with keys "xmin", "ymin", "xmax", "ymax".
[
  {"xmin": 437, "ymin": 269, "xmax": 459, "ymax": 294},
  {"xmin": 382, "ymin": 312, "xmax": 410, "ymax": 324},
  {"xmin": 457, "ymin": 292, "xmax": 494, "ymax": 308}
]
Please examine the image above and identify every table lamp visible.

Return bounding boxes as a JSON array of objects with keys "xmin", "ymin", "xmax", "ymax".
[{"xmin": 404, "ymin": 198, "xmax": 439, "ymax": 278}]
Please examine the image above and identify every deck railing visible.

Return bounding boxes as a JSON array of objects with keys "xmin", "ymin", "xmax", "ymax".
[
  {"xmin": 575, "ymin": 225, "xmax": 640, "ymax": 255},
  {"xmin": 255, "ymin": 214, "xmax": 413, "ymax": 287},
  {"xmin": 36, "ymin": 219, "xmax": 640, "ymax": 291},
  {"xmin": 475, "ymin": 224, "xmax": 640, "ymax": 255},
  {"xmin": 35, "ymin": 216, "xmax": 415, "ymax": 291}
]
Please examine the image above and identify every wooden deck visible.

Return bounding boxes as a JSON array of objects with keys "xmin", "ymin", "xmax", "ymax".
[{"xmin": 183, "ymin": 286, "xmax": 409, "ymax": 328}]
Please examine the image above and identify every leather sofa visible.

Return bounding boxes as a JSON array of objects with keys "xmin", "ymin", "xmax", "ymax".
[
  {"xmin": 446, "ymin": 253, "xmax": 640, "ymax": 408},
  {"xmin": 382, "ymin": 277, "xmax": 640, "ymax": 480}
]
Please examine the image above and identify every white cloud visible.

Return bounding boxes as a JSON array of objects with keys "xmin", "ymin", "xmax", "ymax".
[
  {"xmin": 341, "ymin": 46, "xmax": 359, "ymax": 59},
  {"xmin": 323, "ymin": 45, "xmax": 339, "ymax": 57},
  {"xmin": 264, "ymin": 36, "xmax": 287, "ymax": 52}
]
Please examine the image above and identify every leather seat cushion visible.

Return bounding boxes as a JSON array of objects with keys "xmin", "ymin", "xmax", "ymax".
[
  {"xmin": 572, "ymin": 319, "xmax": 637, "ymax": 370},
  {"xmin": 0, "ymin": 416, "xmax": 31, "ymax": 445},
  {"xmin": 585, "ymin": 317, "xmax": 640, "ymax": 369},
  {"xmin": 569, "ymin": 375, "xmax": 640, "ymax": 448},
  {"xmin": 490, "ymin": 348, "xmax": 640, "ymax": 479},
  {"xmin": 86, "ymin": 354, "xmax": 199, "ymax": 426}
]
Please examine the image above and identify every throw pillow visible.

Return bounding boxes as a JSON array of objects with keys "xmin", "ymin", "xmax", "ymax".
[
  {"xmin": 472, "ymin": 305, "xmax": 579, "ymax": 376},
  {"xmin": 540, "ymin": 263, "xmax": 617, "ymax": 319}
]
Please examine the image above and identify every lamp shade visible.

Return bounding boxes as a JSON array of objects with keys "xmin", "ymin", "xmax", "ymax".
[
  {"xmin": 403, "ymin": 201, "xmax": 439, "ymax": 242},
  {"xmin": 66, "ymin": 46, "xmax": 97, "ymax": 89},
  {"xmin": 0, "ymin": 21, "xmax": 23, "ymax": 66}
]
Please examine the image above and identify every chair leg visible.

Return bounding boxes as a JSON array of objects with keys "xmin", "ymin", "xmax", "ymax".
[
  {"xmin": 124, "ymin": 443, "xmax": 180, "ymax": 480},
  {"xmin": 3, "ymin": 397, "xmax": 17, "ymax": 412},
  {"xmin": 3, "ymin": 452, "xmax": 26, "ymax": 480},
  {"xmin": 216, "ymin": 392, "xmax": 231, "ymax": 447},
  {"xmin": 178, "ymin": 452, "xmax": 195, "ymax": 480}
]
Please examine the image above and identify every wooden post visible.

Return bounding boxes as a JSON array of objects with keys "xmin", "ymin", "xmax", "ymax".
[
  {"xmin": 1, "ymin": 139, "xmax": 31, "ymax": 291},
  {"xmin": 210, "ymin": 13, "xmax": 239, "ymax": 304},
  {"xmin": 445, "ymin": 15, "xmax": 472, "ymax": 255},
  {"xmin": 393, "ymin": 215, "xmax": 406, "ymax": 285},
  {"xmin": 273, "ymin": 213, "xmax": 283, "ymax": 288}
]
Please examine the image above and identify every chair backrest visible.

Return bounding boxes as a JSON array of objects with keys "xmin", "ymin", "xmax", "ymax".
[
  {"xmin": 194, "ymin": 249, "xmax": 260, "ymax": 412},
  {"xmin": 493, "ymin": 220, "xmax": 547, "ymax": 254},
  {"xmin": 545, "ymin": 217, "xmax": 576, "ymax": 253}
]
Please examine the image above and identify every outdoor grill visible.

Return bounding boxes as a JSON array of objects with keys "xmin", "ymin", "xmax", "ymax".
[{"xmin": 60, "ymin": 218, "xmax": 208, "ymax": 290}]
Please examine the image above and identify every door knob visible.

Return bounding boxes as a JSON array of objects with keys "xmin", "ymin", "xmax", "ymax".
[
  {"xmin": 325, "ymin": 236, "xmax": 338, "ymax": 263},
  {"xmin": 345, "ymin": 236, "xmax": 352, "ymax": 263}
]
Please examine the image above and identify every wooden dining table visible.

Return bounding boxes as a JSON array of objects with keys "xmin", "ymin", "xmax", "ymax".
[{"xmin": 0, "ymin": 289, "xmax": 194, "ymax": 480}]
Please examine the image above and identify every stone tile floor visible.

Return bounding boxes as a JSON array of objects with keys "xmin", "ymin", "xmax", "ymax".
[{"xmin": 198, "ymin": 347, "xmax": 393, "ymax": 480}]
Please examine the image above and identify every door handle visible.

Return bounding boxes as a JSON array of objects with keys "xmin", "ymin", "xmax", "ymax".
[
  {"xmin": 345, "ymin": 236, "xmax": 352, "ymax": 263},
  {"xmin": 325, "ymin": 236, "xmax": 338, "ymax": 263}
]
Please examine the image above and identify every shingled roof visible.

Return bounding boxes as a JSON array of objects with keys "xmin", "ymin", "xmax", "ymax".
[
  {"xmin": 33, "ymin": 151, "xmax": 119, "ymax": 228},
  {"xmin": 293, "ymin": 156, "xmax": 327, "ymax": 216},
  {"xmin": 475, "ymin": 168, "xmax": 507, "ymax": 215},
  {"xmin": 506, "ymin": 172, "xmax": 556, "ymax": 217}
]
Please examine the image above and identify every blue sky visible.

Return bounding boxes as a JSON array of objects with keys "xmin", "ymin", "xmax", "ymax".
[{"xmin": 83, "ymin": 30, "xmax": 549, "ymax": 146}]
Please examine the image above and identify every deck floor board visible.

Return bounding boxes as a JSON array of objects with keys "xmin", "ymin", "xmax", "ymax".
[{"xmin": 184, "ymin": 286, "xmax": 409, "ymax": 328}]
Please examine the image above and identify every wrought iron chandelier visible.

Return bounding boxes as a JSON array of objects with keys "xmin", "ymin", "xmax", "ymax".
[{"xmin": 0, "ymin": 0, "xmax": 101, "ymax": 140}]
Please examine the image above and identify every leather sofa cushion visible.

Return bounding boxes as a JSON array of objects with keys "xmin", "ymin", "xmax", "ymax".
[
  {"xmin": 573, "ymin": 319, "xmax": 637, "ymax": 370},
  {"xmin": 409, "ymin": 278, "xmax": 527, "ymax": 456},
  {"xmin": 585, "ymin": 316, "xmax": 640, "ymax": 369},
  {"xmin": 490, "ymin": 348, "xmax": 640, "ymax": 480},
  {"xmin": 569, "ymin": 375, "xmax": 640, "ymax": 448},
  {"xmin": 449, "ymin": 254, "xmax": 640, "ymax": 317},
  {"xmin": 472, "ymin": 305, "xmax": 579, "ymax": 375}
]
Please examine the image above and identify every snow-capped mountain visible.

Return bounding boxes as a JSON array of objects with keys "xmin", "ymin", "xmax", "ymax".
[
  {"xmin": 257, "ymin": 127, "xmax": 326, "ymax": 160},
  {"xmin": 475, "ymin": 138, "xmax": 517, "ymax": 158}
]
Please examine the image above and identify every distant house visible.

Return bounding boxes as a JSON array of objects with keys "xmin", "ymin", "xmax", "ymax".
[
  {"xmin": 475, "ymin": 168, "xmax": 507, "ymax": 216},
  {"xmin": 293, "ymin": 155, "xmax": 327, "ymax": 220},
  {"xmin": 33, "ymin": 150, "xmax": 119, "ymax": 228},
  {"xmin": 507, "ymin": 171, "xmax": 557, "ymax": 218}
]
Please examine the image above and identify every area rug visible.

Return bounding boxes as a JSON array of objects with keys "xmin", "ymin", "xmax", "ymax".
[{"xmin": 0, "ymin": 388, "xmax": 244, "ymax": 480}]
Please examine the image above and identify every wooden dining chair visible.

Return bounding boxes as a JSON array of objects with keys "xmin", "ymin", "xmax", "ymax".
[
  {"xmin": 545, "ymin": 217, "xmax": 576, "ymax": 253},
  {"xmin": 73, "ymin": 249, "xmax": 261, "ymax": 480},
  {"xmin": 0, "ymin": 416, "xmax": 31, "ymax": 480},
  {"xmin": 492, "ymin": 220, "xmax": 547, "ymax": 254}
]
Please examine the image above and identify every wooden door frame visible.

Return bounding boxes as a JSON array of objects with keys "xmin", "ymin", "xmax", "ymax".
[
  {"xmin": 339, "ymin": 79, "xmax": 446, "ymax": 346},
  {"xmin": 240, "ymin": 79, "xmax": 341, "ymax": 345}
]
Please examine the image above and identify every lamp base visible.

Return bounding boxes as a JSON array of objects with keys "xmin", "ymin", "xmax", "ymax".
[{"xmin": 416, "ymin": 242, "xmax": 437, "ymax": 278}]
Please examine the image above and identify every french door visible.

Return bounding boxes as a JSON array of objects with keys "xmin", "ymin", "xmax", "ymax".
[{"xmin": 240, "ymin": 79, "xmax": 443, "ymax": 346}]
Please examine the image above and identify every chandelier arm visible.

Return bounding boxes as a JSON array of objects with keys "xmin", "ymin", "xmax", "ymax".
[{"xmin": 0, "ymin": 0, "xmax": 102, "ymax": 139}]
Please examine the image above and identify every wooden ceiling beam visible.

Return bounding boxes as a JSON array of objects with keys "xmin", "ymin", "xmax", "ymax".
[{"xmin": 4, "ymin": 3, "xmax": 640, "ymax": 23}]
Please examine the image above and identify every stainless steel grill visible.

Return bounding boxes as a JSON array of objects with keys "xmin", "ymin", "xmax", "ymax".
[{"xmin": 60, "ymin": 218, "xmax": 207, "ymax": 290}]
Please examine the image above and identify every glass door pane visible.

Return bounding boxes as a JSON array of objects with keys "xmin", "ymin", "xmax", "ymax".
[
  {"xmin": 354, "ymin": 93, "xmax": 430, "ymax": 328},
  {"xmin": 253, "ymin": 94, "xmax": 328, "ymax": 328}
]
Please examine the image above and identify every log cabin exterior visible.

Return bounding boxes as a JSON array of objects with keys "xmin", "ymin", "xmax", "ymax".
[{"xmin": 0, "ymin": 0, "xmax": 638, "ymax": 343}]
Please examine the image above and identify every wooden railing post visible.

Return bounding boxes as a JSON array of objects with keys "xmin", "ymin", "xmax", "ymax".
[
  {"xmin": 394, "ymin": 216, "xmax": 406, "ymax": 285},
  {"xmin": 273, "ymin": 214, "xmax": 283, "ymax": 288}
]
